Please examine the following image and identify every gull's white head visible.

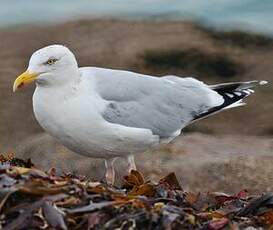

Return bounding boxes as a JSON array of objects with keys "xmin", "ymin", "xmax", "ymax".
[{"xmin": 13, "ymin": 45, "xmax": 78, "ymax": 92}]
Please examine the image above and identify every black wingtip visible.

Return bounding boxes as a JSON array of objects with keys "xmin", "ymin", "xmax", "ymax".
[{"xmin": 192, "ymin": 81, "xmax": 262, "ymax": 122}]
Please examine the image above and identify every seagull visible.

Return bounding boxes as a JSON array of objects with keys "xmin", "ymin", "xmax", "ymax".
[{"xmin": 13, "ymin": 45, "xmax": 267, "ymax": 184}]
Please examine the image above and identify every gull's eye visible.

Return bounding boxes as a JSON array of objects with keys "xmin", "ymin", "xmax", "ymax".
[{"xmin": 45, "ymin": 58, "xmax": 58, "ymax": 65}]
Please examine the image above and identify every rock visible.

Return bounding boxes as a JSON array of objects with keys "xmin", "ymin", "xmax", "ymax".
[
  {"xmin": 15, "ymin": 132, "xmax": 273, "ymax": 193},
  {"xmin": 1, "ymin": 19, "xmax": 273, "ymax": 151}
]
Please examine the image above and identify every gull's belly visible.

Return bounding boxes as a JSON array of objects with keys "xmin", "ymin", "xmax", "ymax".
[{"xmin": 33, "ymin": 92, "xmax": 159, "ymax": 158}]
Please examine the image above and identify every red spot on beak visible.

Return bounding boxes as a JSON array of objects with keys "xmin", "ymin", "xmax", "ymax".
[{"xmin": 18, "ymin": 82, "xmax": 24, "ymax": 89}]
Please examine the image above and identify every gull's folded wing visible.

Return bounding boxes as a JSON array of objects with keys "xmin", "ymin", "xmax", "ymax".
[{"xmin": 81, "ymin": 68, "xmax": 223, "ymax": 139}]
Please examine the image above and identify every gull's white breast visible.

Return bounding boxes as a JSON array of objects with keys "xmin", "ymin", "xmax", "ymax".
[{"xmin": 32, "ymin": 76, "xmax": 159, "ymax": 159}]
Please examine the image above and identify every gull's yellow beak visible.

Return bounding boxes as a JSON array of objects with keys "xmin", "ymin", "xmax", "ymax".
[{"xmin": 13, "ymin": 71, "xmax": 38, "ymax": 92}]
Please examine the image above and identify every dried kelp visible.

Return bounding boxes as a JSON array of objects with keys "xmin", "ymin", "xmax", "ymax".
[{"xmin": 0, "ymin": 154, "xmax": 272, "ymax": 229}]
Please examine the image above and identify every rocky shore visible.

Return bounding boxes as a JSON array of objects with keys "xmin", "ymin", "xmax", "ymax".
[{"xmin": 0, "ymin": 19, "xmax": 272, "ymax": 193}]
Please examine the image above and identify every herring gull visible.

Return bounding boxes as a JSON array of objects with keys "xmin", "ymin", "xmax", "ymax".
[{"xmin": 13, "ymin": 45, "xmax": 267, "ymax": 184}]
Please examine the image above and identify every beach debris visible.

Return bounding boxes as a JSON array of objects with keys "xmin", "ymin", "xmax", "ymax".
[{"xmin": 0, "ymin": 153, "xmax": 272, "ymax": 229}]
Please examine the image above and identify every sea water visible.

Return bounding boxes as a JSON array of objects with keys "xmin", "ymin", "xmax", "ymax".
[{"xmin": 1, "ymin": 0, "xmax": 273, "ymax": 36}]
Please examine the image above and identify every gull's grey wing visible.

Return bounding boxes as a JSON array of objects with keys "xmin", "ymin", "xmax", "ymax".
[{"xmin": 81, "ymin": 67, "xmax": 223, "ymax": 138}]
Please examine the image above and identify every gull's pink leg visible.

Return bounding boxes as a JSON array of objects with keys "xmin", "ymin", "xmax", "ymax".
[
  {"xmin": 127, "ymin": 155, "xmax": 136, "ymax": 173},
  {"xmin": 104, "ymin": 158, "xmax": 117, "ymax": 185}
]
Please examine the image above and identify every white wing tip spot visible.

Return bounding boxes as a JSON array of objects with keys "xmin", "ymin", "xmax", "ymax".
[
  {"xmin": 225, "ymin": 93, "xmax": 234, "ymax": 98},
  {"xmin": 234, "ymin": 92, "xmax": 242, "ymax": 96},
  {"xmin": 259, "ymin": 80, "xmax": 268, "ymax": 85},
  {"xmin": 243, "ymin": 89, "xmax": 252, "ymax": 95}
]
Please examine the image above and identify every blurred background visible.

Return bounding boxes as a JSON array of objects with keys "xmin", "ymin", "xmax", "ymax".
[{"xmin": 0, "ymin": 0, "xmax": 272, "ymax": 193}]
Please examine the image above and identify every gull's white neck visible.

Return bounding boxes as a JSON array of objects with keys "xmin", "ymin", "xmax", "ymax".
[{"xmin": 32, "ymin": 68, "xmax": 108, "ymax": 155}]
